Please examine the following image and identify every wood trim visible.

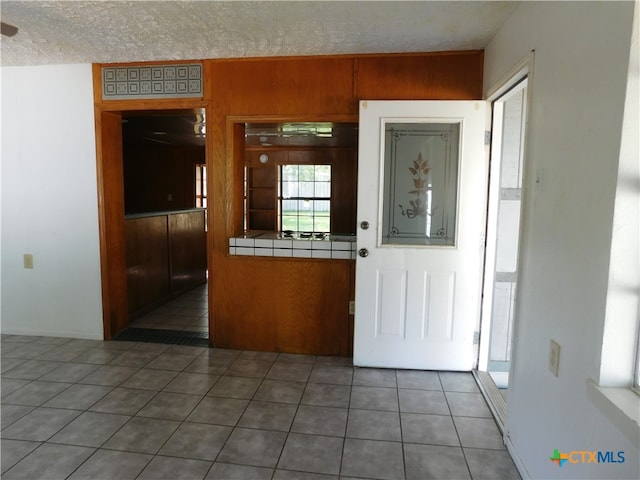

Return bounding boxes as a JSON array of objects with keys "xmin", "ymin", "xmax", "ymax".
[
  {"xmin": 92, "ymin": 64, "xmax": 104, "ymax": 105},
  {"xmin": 204, "ymin": 49, "xmax": 484, "ymax": 65},
  {"xmin": 95, "ymin": 110, "xmax": 127, "ymax": 339},
  {"xmin": 226, "ymin": 114, "xmax": 358, "ymax": 124},
  {"xmin": 97, "ymin": 99, "xmax": 208, "ymax": 113},
  {"xmin": 93, "ymin": 63, "xmax": 213, "ymax": 341},
  {"xmin": 94, "ymin": 105, "xmax": 110, "ymax": 340},
  {"xmin": 230, "ymin": 123, "xmax": 246, "ymax": 236}
]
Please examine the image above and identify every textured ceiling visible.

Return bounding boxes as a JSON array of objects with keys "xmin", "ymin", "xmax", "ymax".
[{"xmin": 0, "ymin": 1, "xmax": 516, "ymax": 67}]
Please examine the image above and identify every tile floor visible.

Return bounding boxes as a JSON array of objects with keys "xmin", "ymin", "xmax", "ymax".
[
  {"xmin": 1, "ymin": 286, "xmax": 521, "ymax": 479},
  {"xmin": 128, "ymin": 284, "xmax": 209, "ymax": 334}
]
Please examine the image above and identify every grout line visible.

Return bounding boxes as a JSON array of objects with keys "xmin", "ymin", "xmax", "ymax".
[{"xmin": 1, "ymin": 337, "xmax": 517, "ymax": 479}]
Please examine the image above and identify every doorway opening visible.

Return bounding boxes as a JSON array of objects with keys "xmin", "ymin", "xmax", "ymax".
[
  {"xmin": 476, "ymin": 74, "xmax": 529, "ymax": 430},
  {"xmin": 113, "ymin": 109, "xmax": 209, "ymax": 346}
]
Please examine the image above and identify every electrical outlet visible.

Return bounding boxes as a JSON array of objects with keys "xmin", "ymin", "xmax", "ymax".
[
  {"xmin": 549, "ymin": 339, "xmax": 560, "ymax": 377},
  {"xmin": 348, "ymin": 301, "xmax": 355, "ymax": 315},
  {"xmin": 23, "ymin": 254, "xmax": 34, "ymax": 269}
]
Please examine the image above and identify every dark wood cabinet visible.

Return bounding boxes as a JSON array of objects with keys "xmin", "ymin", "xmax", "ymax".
[{"xmin": 125, "ymin": 209, "xmax": 206, "ymax": 317}]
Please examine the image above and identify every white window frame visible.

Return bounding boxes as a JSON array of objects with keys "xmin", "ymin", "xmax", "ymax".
[{"xmin": 278, "ymin": 164, "xmax": 332, "ymax": 233}]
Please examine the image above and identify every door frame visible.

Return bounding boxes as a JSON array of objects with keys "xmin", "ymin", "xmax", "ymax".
[
  {"xmin": 478, "ymin": 76, "xmax": 529, "ymax": 377},
  {"xmin": 475, "ymin": 53, "xmax": 535, "ymax": 431},
  {"xmin": 92, "ymin": 68, "xmax": 211, "ymax": 340},
  {"xmin": 478, "ymin": 53, "xmax": 534, "ymax": 374}
]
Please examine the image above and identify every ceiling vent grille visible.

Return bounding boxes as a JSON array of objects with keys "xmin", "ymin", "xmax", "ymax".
[{"xmin": 102, "ymin": 63, "xmax": 203, "ymax": 101}]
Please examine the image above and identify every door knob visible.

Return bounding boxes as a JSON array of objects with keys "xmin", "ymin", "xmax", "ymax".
[
  {"xmin": 358, "ymin": 248, "xmax": 369, "ymax": 258},
  {"xmin": 360, "ymin": 221, "xmax": 370, "ymax": 230}
]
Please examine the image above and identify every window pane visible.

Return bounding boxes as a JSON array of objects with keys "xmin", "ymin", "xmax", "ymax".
[
  {"xmin": 282, "ymin": 165, "xmax": 299, "ymax": 181},
  {"xmin": 299, "ymin": 181, "xmax": 315, "ymax": 197},
  {"xmin": 278, "ymin": 164, "xmax": 331, "ymax": 233},
  {"xmin": 298, "ymin": 199, "xmax": 312, "ymax": 213},
  {"xmin": 314, "ymin": 200, "xmax": 330, "ymax": 216},
  {"xmin": 314, "ymin": 218, "xmax": 330, "ymax": 232},
  {"xmin": 195, "ymin": 164, "xmax": 207, "ymax": 208},
  {"xmin": 282, "ymin": 215, "xmax": 298, "ymax": 231},
  {"xmin": 315, "ymin": 165, "xmax": 331, "ymax": 181},
  {"xmin": 381, "ymin": 122, "xmax": 459, "ymax": 246},
  {"xmin": 282, "ymin": 181, "xmax": 299, "ymax": 198},
  {"xmin": 315, "ymin": 181, "xmax": 331, "ymax": 198},
  {"xmin": 299, "ymin": 165, "xmax": 315, "ymax": 180},
  {"xmin": 282, "ymin": 199, "xmax": 297, "ymax": 212}
]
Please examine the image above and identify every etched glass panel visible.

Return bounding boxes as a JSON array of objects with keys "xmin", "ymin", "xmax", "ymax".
[
  {"xmin": 102, "ymin": 63, "xmax": 202, "ymax": 100},
  {"xmin": 381, "ymin": 122, "xmax": 460, "ymax": 246}
]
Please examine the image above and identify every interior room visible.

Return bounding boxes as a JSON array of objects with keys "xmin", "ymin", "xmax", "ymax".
[
  {"xmin": 119, "ymin": 110, "xmax": 209, "ymax": 345},
  {"xmin": 1, "ymin": 2, "xmax": 638, "ymax": 479}
]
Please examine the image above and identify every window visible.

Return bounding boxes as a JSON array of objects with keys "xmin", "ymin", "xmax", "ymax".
[
  {"xmin": 243, "ymin": 122, "xmax": 357, "ymax": 234},
  {"xmin": 279, "ymin": 164, "xmax": 331, "ymax": 232},
  {"xmin": 195, "ymin": 163, "xmax": 206, "ymax": 208}
]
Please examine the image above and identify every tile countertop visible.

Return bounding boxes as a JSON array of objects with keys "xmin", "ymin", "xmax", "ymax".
[{"xmin": 229, "ymin": 231, "xmax": 356, "ymax": 259}]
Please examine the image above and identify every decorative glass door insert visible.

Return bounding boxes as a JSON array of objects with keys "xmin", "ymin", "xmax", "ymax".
[{"xmin": 381, "ymin": 122, "xmax": 460, "ymax": 246}]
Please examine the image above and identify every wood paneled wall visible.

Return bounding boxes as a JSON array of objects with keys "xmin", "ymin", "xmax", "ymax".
[
  {"xmin": 124, "ymin": 146, "xmax": 205, "ymax": 214},
  {"xmin": 93, "ymin": 52, "xmax": 483, "ymax": 354},
  {"xmin": 125, "ymin": 210, "xmax": 206, "ymax": 316},
  {"xmin": 207, "ymin": 53, "xmax": 482, "ymax": 356}
]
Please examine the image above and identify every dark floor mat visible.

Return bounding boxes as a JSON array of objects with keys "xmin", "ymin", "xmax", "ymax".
[{"xmin": 114, "ymin": 328, "xmax": 209, "ymax": 347}]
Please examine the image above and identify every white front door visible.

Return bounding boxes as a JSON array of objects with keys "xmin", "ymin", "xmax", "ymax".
[{"xmin": 354, "ymin": 100, "xmax": 489, "ymax": 370}]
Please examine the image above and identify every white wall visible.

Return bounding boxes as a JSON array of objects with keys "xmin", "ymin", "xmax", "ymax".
[
  {"xmin": 1, "ymin": 64, "xmax": 103, "ymax": 339},
  {"xmin": 484, "ymin": 2, "xmax": 639, "ymax": 479}
]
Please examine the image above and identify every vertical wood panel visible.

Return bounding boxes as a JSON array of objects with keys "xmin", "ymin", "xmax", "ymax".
[
  {"xmin": 356, "ymin": 52, "xmax": 483, "ymax": 100},
  {"xmin": 123, "ymin": 146, "xmax": 204, "ymax": 213},
  {"xmin": 96, "ymin": 111, "xmax": 128, "ymax": 338},
  {"xmin": 215, "ymin": 257, "xmax": 351, "ymax": 355},
  {"xmin": 126, "ymin": 216, "xmax": 170, "ymax": 313},
  {"xmin": 169, "ymin": 211, "xmax": 207, "ymax": 292},
  {"xmin": 209, "ymin": 57, "xmax": 355, "ymax": 114},
  {"xmin": 125, "ymin": 211, "xmax": 206, "ymax": 317}
]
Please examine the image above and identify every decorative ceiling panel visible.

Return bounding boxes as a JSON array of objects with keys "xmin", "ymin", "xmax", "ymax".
[{"xmin": 0, "ymin": 1, "xmax": 516, "ymax": 66}]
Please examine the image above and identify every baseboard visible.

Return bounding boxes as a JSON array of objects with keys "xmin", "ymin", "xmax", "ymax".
[
  {"xmin": 0, "ymin": 327, "xmax": 103, "ymax": 341},
  {"xmin": 473, "ymin": 370, "xmax": 507, "ymax": 433},
  {"xmin": 505, "ymin": 434, "xmax": 532, "ymax": 479}
]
